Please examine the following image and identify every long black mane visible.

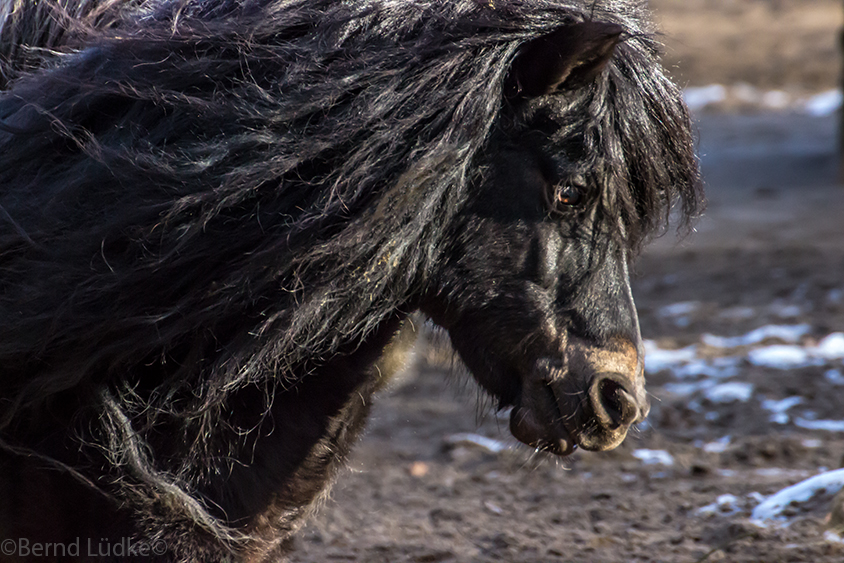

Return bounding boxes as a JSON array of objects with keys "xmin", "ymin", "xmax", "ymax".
[{"xmin": 0, "ymin": 0, "xmax": 700, "ymax": 548}]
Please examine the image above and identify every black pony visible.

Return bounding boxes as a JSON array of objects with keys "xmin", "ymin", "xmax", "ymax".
[{"xmin": 0, "ymin": 0, "xmax": 700, "ymax": 560}]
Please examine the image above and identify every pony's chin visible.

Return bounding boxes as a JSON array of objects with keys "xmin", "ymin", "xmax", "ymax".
[{"xmin": 508, "ymin": 404, "xmax": 576, "ymax": 456}]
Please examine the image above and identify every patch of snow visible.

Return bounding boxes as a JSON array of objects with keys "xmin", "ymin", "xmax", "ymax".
[
  {"xmin": 761, "ymin": 396, "xmax": 804, "ymax": 413},
  {"xmin": 632, "ymin": 449, "xmax": 674, "ymax": 466},
  {"xmin": 748, "ymin": 492, "xmax": 766, "ymax": 503},
  {"xmin": 813, "ymin": 333, "xmax": 844, "ymax": 360},
  {"xmin": 761, "ymin": 90, "xmax": 790, "ymax": 110},
  {"xmin": 643, "ymin": 341, "xmax": 697, "ymax": 373},
  {"xmin": 769, "ymin": 413, "xmax": 788, "ymax": 425},
  {"xmin": 761, "ymin": 396, "xmax": 803, "ymax": 424},
  {"xmin": 444, "ymin": 433, "xmax": 510, "ymax": 453},
  {"xmin": 685, "ymin": 85, "xmax": 842, "ymax": 114},
  {"xmin": 794, "ymin": 418, "xmax": 844, "ymax": 432},
  {"xmin": 803, "ymin": 89, "xmax": 844, "ymax": 117},
  {"xmin": 824, "ymin": 531, "xmax": 844, "ymax": 544},
  {"xmin": 751, "ymin": 468, "xmax": 844, "ymax": 526},
  {"xmin": 824, "ymin": 369, "xmax": 844, "ymax": 386},
  {"xmin": 702, "ymin": 324, "xmax": 811, "ymax": 349},
  {"xmin": 802, "ymin": 439, "xmax": 823, "ymax": 449},
  {"xmin": 704, "ymin": 382, "xmax": 754, "ymax": 403},
  {"xmin": 663, "ymin": 380, "xmax": 715, "ymax": 398},
  {"xmin": 747, "ymin": 345, "xmax": 818, "ymax": 369},
  {"xmin": 483, "ymin": 500, "xmax": 503, "ymax": 515},
  {"xmin": 697, "ymin": 494, "xmax": 742, "ymax": 516},
  {"xmin": 673, "ymin": 358, "xmax": 741, "ymax": 380},
  {"xmin": 732, "ymin": 83, "xmax": 760, "ymax": 104},
  {"xmin": 701, "ymin": 435, "xmax": 731, "ymax": 454},
  {"xmin": 684, "ymin": 85, "xmax": 727, "ymax": 111},
  {"xmin": 762, "ymin": 395, "xmax": 803, "ymax": 412},
  {"xmin": 658, "ymin": 301, "xmax": 701, "ymax": 318}
]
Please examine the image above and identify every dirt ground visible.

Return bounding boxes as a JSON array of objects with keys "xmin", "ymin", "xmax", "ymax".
[
  {"xmin": 651, "ymin": 0, "xmax": 843, "ymax": 92},
  {"xmin": 289, "ymin": 3, "xmax": 844, "ymax": 562}
]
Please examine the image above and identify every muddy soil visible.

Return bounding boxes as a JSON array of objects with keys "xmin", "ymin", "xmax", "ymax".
[{"xmin": 289, "ymin": 3, "xmax": 844, "ymax": 562}]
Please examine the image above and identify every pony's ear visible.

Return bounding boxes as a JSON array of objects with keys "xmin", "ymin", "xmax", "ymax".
[{"xmin": 506, "ymin": 21, "xmax": 623, "ymax": 98}]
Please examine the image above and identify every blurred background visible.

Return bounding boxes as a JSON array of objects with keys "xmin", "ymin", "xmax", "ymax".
[
  {"xmin": 291, "ymin": 2, "xmax": 844, "ymax": 562},
  {"xmin": 654, "ymin": 0, "xmax": 840, "ymax": 104}
]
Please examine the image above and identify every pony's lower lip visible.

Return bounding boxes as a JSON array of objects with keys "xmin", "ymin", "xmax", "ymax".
[{"xmin": 508, "ymin": 403, "xmax": 577, "ymax": 456}]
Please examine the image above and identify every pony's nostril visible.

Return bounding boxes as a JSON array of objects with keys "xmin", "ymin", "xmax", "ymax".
[
  {"xmin": 590, "ymin": 375, "xmax": 638, "ymax": 430},
  {"xmin": 599, "ymin": 379, "xmax": 624, "ymax": 427}
]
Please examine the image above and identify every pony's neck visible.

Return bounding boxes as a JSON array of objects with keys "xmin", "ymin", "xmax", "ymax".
[{"xmin": 211, "ymin": 315, "xmax": 418, "ymax": 554}]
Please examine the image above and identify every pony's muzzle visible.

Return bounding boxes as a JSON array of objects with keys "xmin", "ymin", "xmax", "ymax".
[{"xmin": 575, "ymin": 372, "xmax": 649, "ymax": 451}]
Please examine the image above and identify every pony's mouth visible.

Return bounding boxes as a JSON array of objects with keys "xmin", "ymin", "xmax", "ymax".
[
  {"xmin": 508, "ymin": 374, "xmax": 577, "ymax": 456},
  {"xmin": 508, "ymin": 396, "xmax": 577, "ymax": 456},
  {"xmin": 507, "ymin": 357, "xmax": 646, "ymax": 456}
]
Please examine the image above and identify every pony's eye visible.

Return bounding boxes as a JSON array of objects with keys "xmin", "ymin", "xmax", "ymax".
[{"xmin": 555, "ymin": 184, "xmax": 583, "ymax": 207}]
